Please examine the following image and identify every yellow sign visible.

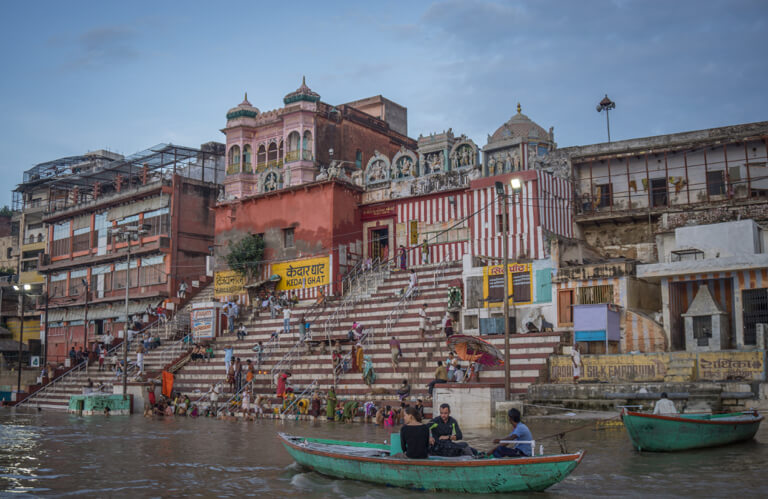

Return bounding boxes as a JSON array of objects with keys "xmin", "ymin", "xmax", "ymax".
[
  {"xmin": 273, "ymin": 256, "xmax": 330, "ymax": 291},
  {"xmin": 214, "ymin": 270, "xmax": 246, "ymax": 298},
  {"xmin": 482, "ymin": 263, "xmax": 532, "ymax": 307},
  {"xmin": 549, "ymin": 351, "xmax": 766, "ymax": 383},
  {"xmin": 409, "ymin": 220, "xmax": 418, "ymax": 245},
  {"xmin": 698, "ymin": 351, "xmax": 763, "ymax": 381}
]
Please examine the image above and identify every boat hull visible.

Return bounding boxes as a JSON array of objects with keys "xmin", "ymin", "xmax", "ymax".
[
  {"xmin": 622, "ymin": 410, "xmax": 763, "ymax": 452},
  {"xmin": 280, "ymin": 434, "xmax": 583, "ymax": 493}
]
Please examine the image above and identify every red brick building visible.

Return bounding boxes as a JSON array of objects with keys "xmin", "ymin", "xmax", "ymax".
[{"xmin": 37, "ymin": 144, "xmax": 223, "ymax": 362}]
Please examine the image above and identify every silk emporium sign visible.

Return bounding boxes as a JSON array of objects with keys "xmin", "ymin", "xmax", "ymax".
[{"xmin": 273, "ymin": 256, "xmax": 330, "ymax": 291}]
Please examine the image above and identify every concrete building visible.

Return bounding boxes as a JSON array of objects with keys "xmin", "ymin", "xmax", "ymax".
[
  {"xmin": 555, "ymin": 121, "xmax": 768, "ymax": 352},
  {"xmin": 34, "ymin": 143, "xmax": 224, "ymax": 362}
]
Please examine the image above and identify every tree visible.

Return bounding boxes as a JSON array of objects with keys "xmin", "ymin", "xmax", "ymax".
[
  {"xmin": 225, "ymin": 233, "xmax": 265, "ymax": 281},
  {"xmin": 0, "ymin": 205, "xmax": 13, "ymax": 217}
]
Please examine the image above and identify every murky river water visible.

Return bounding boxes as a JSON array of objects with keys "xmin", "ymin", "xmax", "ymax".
[{"xmin": 1, "ymin": 410, "xmax": 766, "ymax": 497}]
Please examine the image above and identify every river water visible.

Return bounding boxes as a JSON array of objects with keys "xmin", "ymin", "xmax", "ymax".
[{"xmin": 1, "ymin": 410, "xmax": 766, "ymax": 497}]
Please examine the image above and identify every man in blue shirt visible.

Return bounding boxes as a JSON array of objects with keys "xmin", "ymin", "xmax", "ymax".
[{"xmin": 490, "ymin": 408, "xmax": 532, "ymax": 458}]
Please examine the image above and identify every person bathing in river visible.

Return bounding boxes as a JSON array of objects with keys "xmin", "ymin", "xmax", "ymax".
[
  {"xmin": 400, "ymin": 406, "xmax": 430, "ymax": 459},
  {"xmin": 489, "ymin": 408, "xmax": 532, "ymax": 458}
]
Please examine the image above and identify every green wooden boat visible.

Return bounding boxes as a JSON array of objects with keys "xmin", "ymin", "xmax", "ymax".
[
  {"xmin": 278, "ymin": 433, "xmax": 584, "ymax": 493},
  {"xmin": 622, "ymin": 409, "xmax": 764, "ymax": 452}
]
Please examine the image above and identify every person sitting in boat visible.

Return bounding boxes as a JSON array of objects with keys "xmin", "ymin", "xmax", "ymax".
[
  {"xmin": 653, "ymin": 392, "xmax": 678, "ymax": 415},
  {"xmin": 400, "ymin": 406, "xmax": 430, "ymax": 459},
  {"xmin": 489, "ymin": 408, "xmax": 532, "ymax": 458},
  {"xmin": 428, "ymin": 404, "xmax": 473, "ymax": 456}
]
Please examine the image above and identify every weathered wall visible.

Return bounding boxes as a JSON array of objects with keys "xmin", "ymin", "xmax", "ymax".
[{"xmin": 581, "ymin": 220, "xmax": 657, "ymax": 262}]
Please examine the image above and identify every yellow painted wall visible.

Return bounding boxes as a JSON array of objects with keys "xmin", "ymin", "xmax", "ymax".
[
  {"xmin": 4, "ymin": 317, "xmax": 41, "ymax": 342},
  {"xmin": 549, "ymin": 350, "xmax": 765, "ymax": 383}
]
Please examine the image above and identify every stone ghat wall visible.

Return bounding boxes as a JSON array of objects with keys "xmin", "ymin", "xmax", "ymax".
[{"xmin": 548, "ymin": 350, "xmax": 766, "ymax": 383}]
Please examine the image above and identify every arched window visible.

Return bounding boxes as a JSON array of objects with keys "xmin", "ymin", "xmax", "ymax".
[
  {"xmin": 286, "ymin": 132, "xmax": 300, "ymax": 162},
  {"xmin": 355, "ymin": 149, "xmax": 362, "ymax": 169},
  {"xmin": 302, "ymin": 131, "xmax": 313, "ymax": 161},
  {"xmin": 243, "ymin": 145, "xmax": 252, "ymax": 172},
  {"xmin": 257, "ymin": 145, "xmax": 267, "ymax": 169},
  {"xmin": 267, "ymin": 142, "xmax": 278, "ymax": 165},
  {"xmin": 37, "ymin": 233, "xmax": 44, "ymax": 242},
  {"xmin": 228, "ymin": 145, "xmax": 241, "ymax": 174},
  {"xmin": 278, "ymin": 140, "xmax": 284, "ymax": 164}
]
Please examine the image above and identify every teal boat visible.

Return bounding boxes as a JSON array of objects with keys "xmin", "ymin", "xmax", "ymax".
[
  {"xmin": 278, "ymin": 433, "xmax": 584, "ymax": 493},
  {"xmin": 622, "ymin": 409, "xmax": 763, "ymax": 452}
]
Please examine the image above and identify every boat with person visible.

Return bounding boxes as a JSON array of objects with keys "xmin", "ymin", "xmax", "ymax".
[
  {"xmin": 621, "ymin": 408, "xmax": 763, "ymax": 452},
  {"xmin": 278, "ymin": 433, "xmax": 584, "ymax": 493}
]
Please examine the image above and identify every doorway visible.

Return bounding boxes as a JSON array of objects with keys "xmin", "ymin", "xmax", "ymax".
[{"xmin": 369, "ymin": 227, "xmax": 389, "ymax": 261}]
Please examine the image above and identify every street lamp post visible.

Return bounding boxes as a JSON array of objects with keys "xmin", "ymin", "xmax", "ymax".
[
  {"xmin": 596, "ymin": 94, "xmax": 616, "ymax": 142},
  {"xmin": 111, "ymin": 224, "xmax": 149, "ymax": 400},
  {"xmin": 82, "ymin": 278, "xmax": 89, "ymax": 373},
  {"xmin": 495, "ymin": 178, "xmax": 522, "ymax": 401},
  {"xmin": 13, "ymin": 283, "xmax": 31, "ymax": 395}
]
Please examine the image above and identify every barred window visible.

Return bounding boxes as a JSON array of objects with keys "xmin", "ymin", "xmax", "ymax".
[{"xmin": 578, "ymin": 284, "xmax": 614, "ymax": 304}]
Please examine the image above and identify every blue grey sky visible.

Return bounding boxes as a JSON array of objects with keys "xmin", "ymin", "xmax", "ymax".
[{"xmin": 1, "ymin": 0, "xmax": 766, "ymax": 206}]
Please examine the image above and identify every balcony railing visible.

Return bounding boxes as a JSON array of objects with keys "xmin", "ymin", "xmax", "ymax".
[{"xmin": 285, "ymin": 151, "xmax": 299, "ymax": 163}]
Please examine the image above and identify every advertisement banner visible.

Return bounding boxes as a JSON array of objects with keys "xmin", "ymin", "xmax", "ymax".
[
  {"xmin": 191, "ymin": 308, "xmax": 215, "ymax": 341},
  {"xmin": 273, "ymin": 256, "xmax": 330, "ymax": 291},
  {"xmin": 214, "ymin": 270, "xmax": 246, "ymax": 298}
]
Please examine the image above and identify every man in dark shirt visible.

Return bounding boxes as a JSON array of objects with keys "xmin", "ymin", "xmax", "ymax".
[
  {"xmin": 428, "ymin": 403, "xmax": 463, "ymax": 445},
  {"xmin": 427, "ymin": 403, "xmax": 476, "ymax": 456}
]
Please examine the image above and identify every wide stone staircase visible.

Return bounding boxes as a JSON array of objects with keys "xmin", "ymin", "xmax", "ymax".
[
  {"xmin": 16, "ymin": 278, "xmax": 214, "ymax": 411},
  {"xmin": 171, "ymin": 261, "xmax": 566, "ymax": 416}
]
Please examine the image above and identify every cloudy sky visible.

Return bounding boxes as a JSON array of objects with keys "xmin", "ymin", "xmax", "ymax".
[{"xmin": 0, "ymin": 0, "xmax": 766, "ymax": 206}]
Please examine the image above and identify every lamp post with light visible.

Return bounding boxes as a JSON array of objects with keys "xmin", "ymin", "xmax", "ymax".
[
  {"xmin": 110, "ymin": 224, "xmax": 149, "ymax": 400},
  {"xmin": 596, "ymin": 94, "xmax": 616, "ymax": 143},
  {"xmin": 495, "ymin": 177, "xmax": 522, "ymax": 400},
  {"xmin": 13, "ymin": 283, "xmax": 31, "ymax": 395}
]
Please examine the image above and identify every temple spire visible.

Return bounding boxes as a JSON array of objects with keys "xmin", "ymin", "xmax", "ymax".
[{"xmin": 517, "ymin": 102, "xmax": 522, "ymax": 114}]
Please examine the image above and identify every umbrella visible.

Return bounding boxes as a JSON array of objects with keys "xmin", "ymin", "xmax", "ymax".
[{"xmin": 447, "ymin": 334, "xmax": 504, "ymax": 366}]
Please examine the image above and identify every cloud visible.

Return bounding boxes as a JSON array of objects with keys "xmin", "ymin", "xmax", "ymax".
[{"xmin": 60, "ymin": 26, "xmax": 139, "ymax": 70}]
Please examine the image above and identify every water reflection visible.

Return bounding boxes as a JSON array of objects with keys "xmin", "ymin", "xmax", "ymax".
[{"xmin": 0, "ymin": 410, "xmax": 766, "ymax": 497}]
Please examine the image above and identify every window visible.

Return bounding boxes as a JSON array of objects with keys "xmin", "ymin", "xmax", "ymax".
[
  {"xmin": 596, "ymin": 183, "xmax": 612, "ymax": 208},
  {"xmin": 512, "ymin": 271, "xmax": 531, "ymax": 303},
  {"xmin": 139, "ymin": 255, "xmax": 165, "ymax": 286},
  {"xmin": 51, "ymin": 221, "xmax": 71, "ymax": 257},
  {"xmin": 651, "ymin": 178, "xmax": 668, "ymax": 207},
  {"xmin": 142, "ymin": 208, "xmax": 170, "ymax": 237},
  {"xmin": 69, "ymin": 269, "xmax": 87, "ymax": 296},
  {"xmin": 707, "ymin": 171, "xmax": 725, "ymax": 196},
  {"xmin": 243, "ymin": 145, "xmax": 252, "ymax": 169},
  {"xmin": 50, "ymin": 272, "xmax": 67, "ymax": 298},
  {"xmin": 355, "ymin": 150, "xmax": 362, "ymax": 169},
  {"xmin": 302, "ymin": 131, "xmax": 313, "ymax": 161},
  {"xmin": 283, "ymin": 228, "xmax": 295, "ymax": 248},
  {"xmin": 692, "ymin": 316, "xmax": 712, "ymax": 346},
  {"xmin": 742, "ymin": 288, "xmax": 768, "ymax": 345},
  {"xmin": 578, "ymin": 284, "xmax": 613, "ymax": 304},
  {"xmin": 228, "ymin": 145, "xmax": 240, "ymax": 166},
  {"xmin": 558, "ymin": 289, "xmax": 574, "ymax": 325},
  {"xmin": 72, "ymin": 227, "xmax": 91, "ymax": 253},
  {"xmin": 6, "ymin": 248, "xmax": 11, "ymax": 259},
  {"xmin": 495, "ymin": 213, "xmax": 509, "ymax": 234}
]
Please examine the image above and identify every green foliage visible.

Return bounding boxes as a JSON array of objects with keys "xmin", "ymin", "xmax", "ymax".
[
  {"xmin": 225, "ymin": 233, "xmax": 265, "ymax": 280},
  {"xmin": 0, "ymin": 205, "xmax": 13, "ymax": 217},
  {"xmin": 0, "ymin": 266, "xmax": 14, "ymax": 276}
]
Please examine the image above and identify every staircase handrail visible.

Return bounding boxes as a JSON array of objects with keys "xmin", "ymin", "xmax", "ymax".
[
  {"xmin": 195, "ymin": 380, "xmax": 224, "ymax": 409},
  {"xmin": 280, "ymin": 379, "xmax": 318, "ymax": 415},
  {"xmin": 269, "ymin": 338, "xmax": 306, "ymax": 380},
  {"xmin": 434, "ymin": 260, "xmax": 449, "ymax": 288},
  {"xmin": 223, "ymin": 379, "xmax": 253, "ymax": 409},
  {"xmin": 16, "ymin": 320, "xmax": 158, "ymax": 406}
]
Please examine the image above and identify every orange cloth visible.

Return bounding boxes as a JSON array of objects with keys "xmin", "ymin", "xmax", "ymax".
[
  {"xmin": 453, "ymin": 343, "xmax": 482, "ymax": 363},
  {"xmin": 162, "ymin": 371, "xmax": 174, "ymax": 398}
]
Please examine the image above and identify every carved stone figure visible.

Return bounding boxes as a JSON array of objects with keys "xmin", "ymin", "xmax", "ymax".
[
  {"xmin": 451, "ymin": 151, "xmax": 458, "ymax": 169},
  {"xmin": 316, "ymin": 166, "xmax": 328, "ymax": 181}
]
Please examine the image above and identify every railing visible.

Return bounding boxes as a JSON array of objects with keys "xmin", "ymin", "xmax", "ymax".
[
  {"xmin": 223, "ymin": 379, "xmax": 253, "ymax": 410},
  {"xmin": 269, "ymin": 338, "xmax": 306, "ymax": 381},
  {"xmin": 194, "ymin": 380, "xmax": 223, "ymax": 410},
  {"xmin": 280, "ymin": 379, "xmax": 318, "ymax": 415},
  {"xmin": 285, "ymin": 151, "xmax": 300, "ymax": 162},
  {"xmin": 156, "ymin": 333, "xmax": 192, "ymax": 370},
  {"xmin": 434, "ymin": 260, "xmax": 448, "ymax": 287}
]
